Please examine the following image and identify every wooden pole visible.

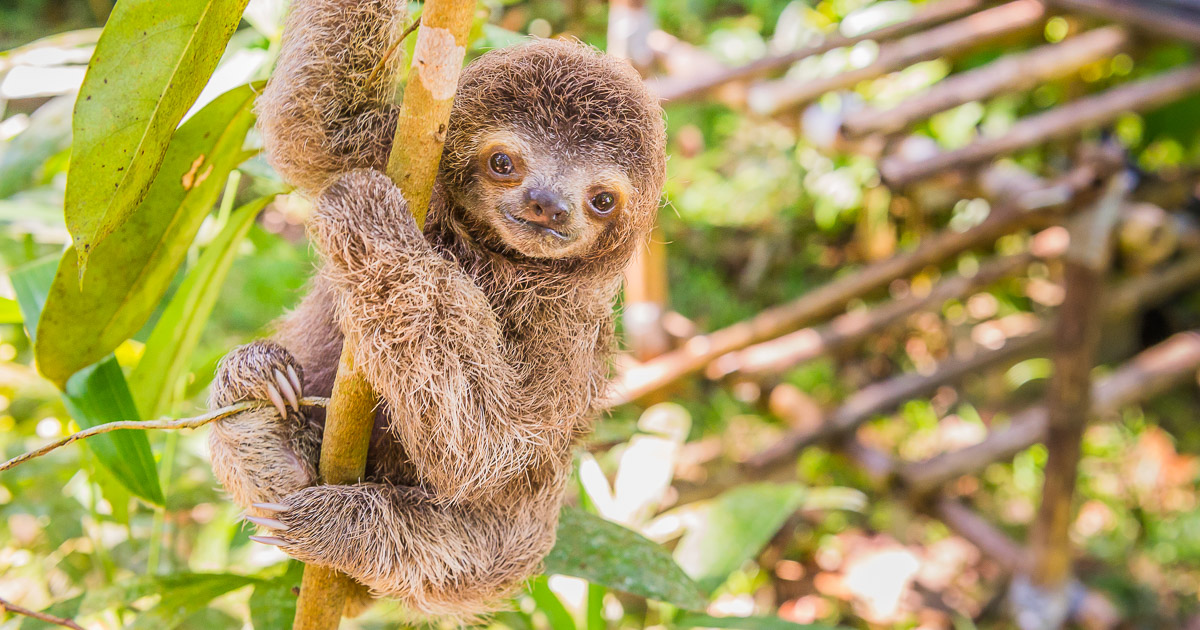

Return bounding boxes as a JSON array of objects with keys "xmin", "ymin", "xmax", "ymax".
[
  {"xmin": 1027, "ymin": 174, "xmax": 1130, "ymax": 596},
  {"xmin": 293, "ymin": 2, "xmax": 475, "ymax": 628},
  {"xmin": 879, "ymin": 66, "xmax": 1200, "ymax": 187},
  {"xmin": 843, "ymin": 26, "xmax": 1129, "ymax": 138},
  {"xmin": 746, "ymin": 0, "xmax": 1046, "ymax": 116}
]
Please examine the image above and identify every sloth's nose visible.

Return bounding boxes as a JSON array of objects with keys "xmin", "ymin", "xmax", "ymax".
[{"xmin": 519, "ymin": 188, "xmax": 571, "ymax": 228}]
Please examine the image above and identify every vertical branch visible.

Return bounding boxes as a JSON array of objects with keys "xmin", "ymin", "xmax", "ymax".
[
  {"xmin": 1013, "ymin": 171, "xmax": 1131, "ymax": 628},
  {"xmin": 292, "ymin": 2, "xmax": 476, "ymax": 628}
]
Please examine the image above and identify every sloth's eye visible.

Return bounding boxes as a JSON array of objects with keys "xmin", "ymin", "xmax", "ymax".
[
  {"xmin": 590, "ymin": 191, "xmax": 616, "ymax": 215},
  {"xmin": 489, "ymin": 152, "xmax": 514, "ymax": 175}
]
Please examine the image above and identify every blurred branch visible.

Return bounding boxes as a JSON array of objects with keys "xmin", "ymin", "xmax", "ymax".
[
  {"xmin": 747, "ymin": 0, "xmax": 1045, "ymax": 115},
  {"xmin": 0, "ymin": 398, "xmax": 329, "ymax": 473},
  {"xmin": 648, "ymin": 0, "xmax": 984, "ymax": 102},
  {"xmin": 880, "ymin": 66, "xmax": 1200, "ymax": 186},
  {"xmin": 0, "ymin": 597, "xmax": 84, "ymax": 630},
  {"xmin": 609, "ymin": 162, "xmax": 1114, "ymax": 407}
]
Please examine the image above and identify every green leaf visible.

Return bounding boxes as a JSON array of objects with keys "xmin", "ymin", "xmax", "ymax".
[
  {"xmin": 74, "ymin": 573, "xmax": 256, "ymax": 629},
  {"xmin": 129, "ymin": 193, "xmax": 276, "ymax": 417},
  {"xmin": 672, "ymin": 483, "xmax": 808, "ymax": 593},
  {"xmin": 65, "ymin": 0, "xmax": 251, "ymax": 263},
  {"xmin": 0, "ymin": 95, "xmax": 74, "ymax": 199},
  {"xmin": 545, "ymin": 506, "xmax": 707, "ymax": 610},
  {"xmin": 249, "ymin": 562, "xmax": 303, "ymax": 630},
  {"xmin": 0, "ymin": 297, "xmax": 22, "ymax": 324},
  {"xmin": 11, "ymin": 256, "xmax": 164, "ymax": 506},
  {"xmin": 529, "ymin": 576, "xmax": 577, "ymax": 630},
  {"xmin": 36, "ymin": 85, "xmax": 259, "ymax": 388},
  {"xmin": 674, "ymin": 613, "xmax": 840, "ymax": 630}
]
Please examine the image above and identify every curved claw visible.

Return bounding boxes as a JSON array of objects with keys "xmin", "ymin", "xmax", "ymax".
[
  {"xmin": 252, "ymin": 502, "xmax": 292, "ymax": 513},
  {"xmin": 245, "ymin": 515, "xmax": 288, "ymax": 531},
  {"xmin": 274, "ymin": 369, "xmax": 299, "ymax": 411},
  {"xmin": 286, "ymin": 365, "xmax": 303, "ymax": 398},
  {"xmin": 265, "ymin": 384, "xmax": 288, "ymax": 418},
  {"xmin": 249, "ymin": 535, "xmax": 288, "ymax": 547}
]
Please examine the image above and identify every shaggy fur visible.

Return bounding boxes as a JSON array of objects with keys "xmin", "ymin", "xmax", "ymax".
[{"xmin": 208, "ymin": 0, "xmax": 665, "ymax": 618}]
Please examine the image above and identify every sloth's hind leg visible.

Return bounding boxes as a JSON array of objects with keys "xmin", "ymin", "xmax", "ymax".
[{"xmin": 208, "ymin": 340, "xmax": 321, "ymax": 514}]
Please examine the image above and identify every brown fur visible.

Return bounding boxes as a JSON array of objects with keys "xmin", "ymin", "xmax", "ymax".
[{"xmin": 208, "ymin": 0, "xmax": 665, "ymax": 619}]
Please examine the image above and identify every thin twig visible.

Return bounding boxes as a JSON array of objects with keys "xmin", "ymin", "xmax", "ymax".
[
  {"xmin": 0, "ymin": 596, "xmax": 85, "ymax": 630},
  {"xmin": 0, "ymin": 397, "xmax": 329, "ymax": 473},
  {"xmin": 366, "ymin": 19, "xmax": 421, "ymax": 87}
]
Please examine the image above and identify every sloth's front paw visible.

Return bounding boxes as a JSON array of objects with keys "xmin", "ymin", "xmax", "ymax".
[{"xmin": 211, "ymin": 340, "xmax": 304, "ymax": 419}]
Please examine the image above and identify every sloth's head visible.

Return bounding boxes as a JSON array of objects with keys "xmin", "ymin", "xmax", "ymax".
[{"xmin": 440, "ymin": 39, "xmax": 666, "ymax": 262}]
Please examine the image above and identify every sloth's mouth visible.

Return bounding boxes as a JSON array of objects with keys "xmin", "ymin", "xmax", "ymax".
[{"xmin": 504, "ymin": 212, "xmax": 572, "ymax": 241}]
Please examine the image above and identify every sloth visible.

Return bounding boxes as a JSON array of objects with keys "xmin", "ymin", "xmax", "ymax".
[{"xmin": 206, "ymin": 0, "xmax": 665, "ymax": 618}]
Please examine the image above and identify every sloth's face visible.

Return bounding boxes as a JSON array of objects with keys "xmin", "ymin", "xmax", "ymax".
[{"xmin": 460, "ymin": 130, "xmax": 633, "ymax": 259}]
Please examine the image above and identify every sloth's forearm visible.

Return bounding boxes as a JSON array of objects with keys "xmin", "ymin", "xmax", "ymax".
[{"xmin": 257, "ymin": 0, "xmax": 405, "ymax": 194}]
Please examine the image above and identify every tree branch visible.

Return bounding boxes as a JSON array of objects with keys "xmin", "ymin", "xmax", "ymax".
[
  {"xmin": 0, "ymin": 398, "xmax": 329, "ymax": 474},
  {"xmin": 292, "ymin": 1, "xmax": 476, "ymax": 628},
  {"xmin": 0, "ymin": 596, "xmax": 85, "ymax": 630}
]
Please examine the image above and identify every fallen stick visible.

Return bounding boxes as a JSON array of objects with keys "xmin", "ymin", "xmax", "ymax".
[
  {"xmin": 649, "ymin": 0, "xmax": 984, "ymax": 102},
  {"xmin": 0, "ymin": 596, "xmax": 84, "ymax": 630},
  {"xmin": 0, "ymin": 398, "xmax": 329, "ymax": 473},
  {"xmin": 843, "ymin": 26, "xmax": 1129, "ymax": 138},
  {"xmin": 608, "ymin": 162, "xmax": 1113, "ymax": 407},
  {"xmin": 880, "ymin": 65, "xmax": 1200, "ymax": 187},
  {"xmin": 746, "ymin": 0, "xmax": 1046, "ymax": 115}
]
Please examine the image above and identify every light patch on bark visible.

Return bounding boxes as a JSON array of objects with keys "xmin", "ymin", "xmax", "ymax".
[{"xmin": 413, "ymin": 26, "xmax": 466, "ymax": 100}]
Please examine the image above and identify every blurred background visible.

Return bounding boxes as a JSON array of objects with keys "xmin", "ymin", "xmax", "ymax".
[{"xmin": 3, "ymin": 0, "xmax": 1200, "ymax": 628}]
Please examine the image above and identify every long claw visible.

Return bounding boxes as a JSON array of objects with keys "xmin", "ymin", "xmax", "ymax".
[
  {"xmin": 245, "ymin": 515, "xmax": 288, "ymax": 531},
  {"xmin": 252, "ymin": 502, "xmax": 292, "ymax": 513},
  {"xmin": 265, "ymin": 384, "xmax": 288, "ymax": 418},
  {"xmin": 286, "ymin": 365, "xmax": 303, "ymax": 398},
  {"xmin": 274, "ymin": 369, "xmax": 299, "ymax": 411},
  {"xmin": 249, "ymin": 535, "xmax": 288, "ymax": 547}
]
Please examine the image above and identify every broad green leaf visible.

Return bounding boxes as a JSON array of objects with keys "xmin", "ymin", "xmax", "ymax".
[
  {"xmin": 545, "ymin": 506, "xmax": 707, "ymax": 610},
  {"xmin": 72, "ymin": 573, "xmax": 256, "ymax": 628},
  {"xmin": 248, "ymin": 562, "xmax": 303, "ymax": 630},
  {"xmin": 65, "ymin": 0, "xmax": 251, "ymax": 263},
  {"xmin": 37, "ymin": 85, "xmax": 259, "ymax": 388},
  {"xmin": 0, "ymin": 297, "xmax": 22, "ymax": 323},
  {"xmin": 11, "ymin": 257, "xmax": 164, "ymax": 505},
  {"xmin": 672, "ymin": 483, "xmax": 809, "ymax": 593},
  {"xmin": 529, "ymin": 577, "xmax": 577, "ymax": 630},
  {"xmin": 130, "ymin": 194, "xmax": 277, "ymax": 417},
  {"xmin": 674, "ymin": 613, "xmax": 840, "ymax": 630}
]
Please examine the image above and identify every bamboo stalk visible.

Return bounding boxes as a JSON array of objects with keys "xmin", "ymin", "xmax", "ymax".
[
  {"xmin": 608, "ymin": 162, "xmax": 1115, "ymax": 407},
  {"xmin": 746, "ymin": 0, "xmax": 1046, "ymax": 116},
  {"xmin": 293, "ymin": 2, "xmax": 475, "ymax": 628},
  {"xmin": 651, "ymin": 0, "xmax": 984, "ymax": 103},
  {"xmin": 879, "ymin": 66, "xmax": 1200, "ymax": 187},
  {"xmin": 843, "ymin": 26, "xmax": 1129, "ymax": 138}
]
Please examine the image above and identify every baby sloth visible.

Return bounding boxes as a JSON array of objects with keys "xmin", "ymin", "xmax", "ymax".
[{"xmin": 206, "ymin": 0, "xmax": 665, "ymax": 618}]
